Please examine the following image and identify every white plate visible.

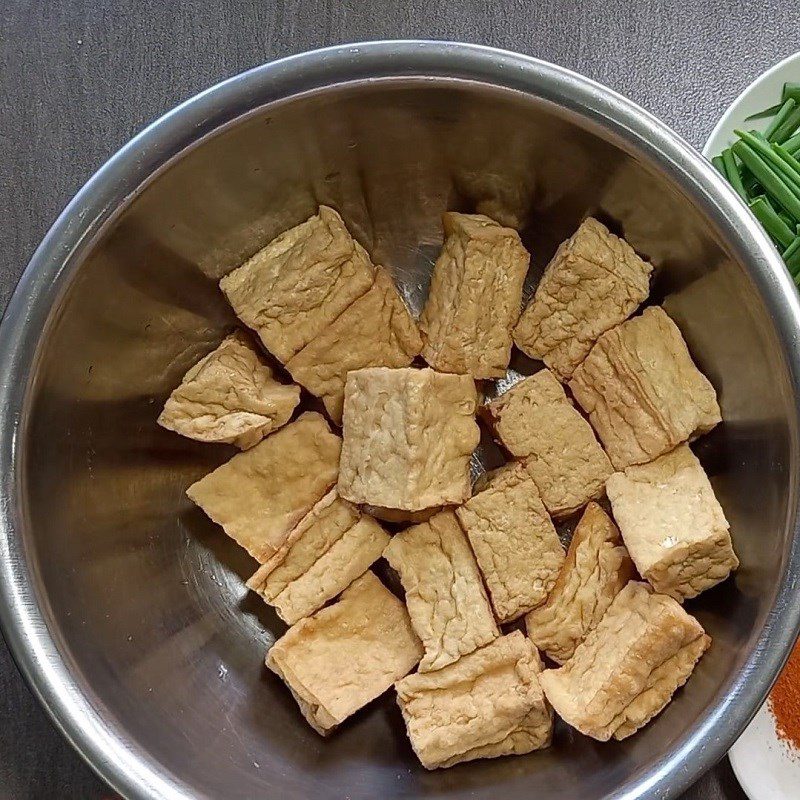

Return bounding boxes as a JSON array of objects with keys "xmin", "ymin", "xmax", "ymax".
[
  {"xmin": 703, "ymin": 51, "xmax": 800, "ymax": 158},
  {"xmin": 729, "ymin": 700, "xmax": 800, "ymax": 799}
]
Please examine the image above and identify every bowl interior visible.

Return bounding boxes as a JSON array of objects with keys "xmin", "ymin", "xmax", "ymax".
[{"xmin": 15, "ymin": 75, "xmax": 799, "ymax": 800}]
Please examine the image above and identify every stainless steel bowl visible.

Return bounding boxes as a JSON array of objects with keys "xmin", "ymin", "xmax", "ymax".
[{"xmin": 2, "ymin": 41, "xmax": 800, "ymax": 800}]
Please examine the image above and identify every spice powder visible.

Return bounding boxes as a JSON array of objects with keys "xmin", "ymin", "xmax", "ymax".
[{"xmin": 769, "ymin": 637, "xmax": 800, "ymax": 751}]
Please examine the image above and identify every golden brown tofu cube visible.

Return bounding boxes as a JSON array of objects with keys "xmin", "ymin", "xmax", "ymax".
[
  {"xmin": 383, "ymin": 510, "xmax": 499, "ymax": 672},
  {"xmin": 419, "ymin": 212, "xmax": 530, "ymax": 378},
  {"xmin": 247, "ymin": 491, "xmax": 390, "ymax": 624},
  {"xmin": 606, "ymin": 444, "xmax": 738, "ymax": 601},
  {"xmin": 266, "ymin": 571, "xmax": 423, "ymax": 735},
  {"xmin": 219, "ymin": 206, "xmax": 375, "ymax": 363},
  {"xmin": 514, "ymin": 217, "xmax": 652, "ymax": 380},
  {"xmin": 286, "ymin": 268, "xmax": 423, "ymax": 424},
  {"xmin": 569, "ymin": 307, "xmax": 721, "ymax": 469},
  {"xmin": 455, "ymin": 463, "xmax": 566, "ymax": 622},
  {"xmin": 186, "ymin": 412, "xmax": 341, "ymax": 562},
  {"xmin": 525, "ymin": 502, "xmax": 633, "ymax": 663},
  {"xmin": 337, "ymin": 367, "xmax": 480, "ymax": 511},
  {"xmin": 158, "ymin": 331, "xmax": 301, "ymax": 449},
  {"xmin": 539, "ymin": 581, "xmax": 710, "ymax": 741},
  {"xmin": 483, "ymin": 369, "xmax": 613, "ymax": 517},
  {"xmin": 395, "ymin": 632, "xmax": 552, "ymax": 769}
]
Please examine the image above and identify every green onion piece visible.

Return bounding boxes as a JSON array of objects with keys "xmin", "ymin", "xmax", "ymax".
[
  {"xmin": 749, "ymin": 196, "xmax": 796, "ymax": 248},
  {"xmin": 784, "ymin": 235, "xmax": 800, "ymax": 263},
  {"xmin": 784, "ymin": 132, "xmax": 800, "ymax": 155},
  {"xmin": 779, "ymin": 210, "xmax": 795, "ymax": 228},
  {"xmin": 722, "ymin": 149, "xmax": 749, "ymax": 200},
  {"xmin": 745, "ymin": 102, "xmax": 783, "ymax": 122},
  {"xmin": 734, "ymin": 130, "xmax": 800, "ymax": 197},
  {"xmin": 784, "ymin": 83, "xmax": 800, "ymax": 103},
  {"xmin": 773, "ymin": 143, "xmax": 800, "ymax": 183},
  {"xmin": 787, "ymin": 245, "xmax": 800, "ymax": 275},
  {"xmin": 771, "ymin": 105, "xmax": 800, "ymax": 144},
  {"xmin": 732, "ymin": 140, "xmax": 800, "ymax": 221},
  {"xmin": 765, "ymin": 99, "xmax": 797, "ymax": 140},
  {"xmin": 712, "ymin": 155, "xmax": 726, "ymax": 176}
]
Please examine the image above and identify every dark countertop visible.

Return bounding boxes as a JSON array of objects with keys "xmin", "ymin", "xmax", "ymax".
[{"xmin": 0, "ymin": 2, "xmax": 796, "ymax": 798}]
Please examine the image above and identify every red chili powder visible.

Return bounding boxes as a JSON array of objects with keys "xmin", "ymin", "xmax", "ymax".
[{"xmin": 769, "ymin": 638, "xmax": 800, "ymax": 750}]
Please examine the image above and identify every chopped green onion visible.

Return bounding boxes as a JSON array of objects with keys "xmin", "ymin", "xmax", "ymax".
[
  {"xmin": 779, "ymin": 210, "xmax": 795, "ymax": 228},
  {"xmin": 785, "ymin": 235, "xmax": 800, "ymax": 264},
  {"xmin": 712, "ymin": 155, "xmax": 726, "ymax": 176},
  {"xmin": 784, "ymin": 83, "xmax": 800, "ymax": 103},
  {"xmin": 746, "ymin": 103, "xmax": 783, "ymax": 122},
  {"xmin": 722, "ymin": 148, "xmax": 749, "ymax": 200},
  {"xmin": 749, "ymin": 196, "xmax": 796, "ymax": 248},
  {"xmin": 771, "ymin": 105, "xmax": 800, "ymax": 144},
  {"xmin": 732, "ymin": 140, "xmax": 800, "ymax": 221},
  {"xmin": 773, "ymin": 143, "xmax": 800, "ymax": 183},
  {"xmin": 783, "ymin": 132, "xmax": 800, "ymax": 155},
  {"xmin": 765, "ymin": 99, "xmax": 797, "ymax": 140},
  {"xmin": 734, "ymin": 130, "xmax": 800, "ymax": 198}
]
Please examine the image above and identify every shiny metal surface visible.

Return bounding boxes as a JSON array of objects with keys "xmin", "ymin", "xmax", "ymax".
[{"xmin": 1, "ymin": 41, "xmax": 800, "ymax": 800}]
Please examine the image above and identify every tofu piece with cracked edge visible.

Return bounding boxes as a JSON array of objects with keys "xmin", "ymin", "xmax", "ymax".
[
  {"xmin": 539, "ymin": 581, "xmax": 710, "ymax": 741},
  {"xmin": 513, "ymin": 217, "xmax": 653, "ymax": 381},
  {"xmin": 186, "ymin": 412, "xmax": 341, "ymax": 562},
  {"xmin": 338, "ymin": 367, "xmax": 480, "ymax": 511},
  {"xmin": 266, "ymin": 571, "xmax": 423, "ymax": 736},
  {"xmin": 286, "ymin": 267, "xmax": 423, "ymax": 424},
  {"xmin": 482, "ymin": 368, "xmax": 613, "ymax": 517},
  {"xmin": 419, "ymin": 212, "xmax": 530, "ymax": 378},
  {"xmin": 247, "ymin": 490, "xmax": 390, "ymax": 624},
  {"xmin": 525, "ymin": 502, "xmax": 634, "ymax": 664},
  {"xmin": 606, "ymin": 444, "xmax": 738, "ymax": 601},
  {"xmin": 455, "ymin": 463, "xmax": 565, "ymax": 623},
  {"xmin": 569, "ymin": 306, "xmax": 721, "ymax": 470},
  {"xmin": 395, "ymin": 631, "xmax": 552, "ymax": 770},
  {"xmin": 219, "ymin": 206, "xmax": 375, "ymax": 363},
  {"xmin": 383, "ymin": 510, "xmax": 499, "ymax": 672},
  {"xmin": 158, "ymin": 331, "xmax": 301, "ymax": 449}
]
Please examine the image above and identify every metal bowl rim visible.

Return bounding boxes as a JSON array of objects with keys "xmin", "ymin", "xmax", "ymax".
[{"xmin": 1, "ymin": 39, "xmax": 799, "ymax": 800}]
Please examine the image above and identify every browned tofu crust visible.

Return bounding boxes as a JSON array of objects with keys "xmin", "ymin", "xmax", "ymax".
[
  {"xmin": 220, "ymin": 206, "xmax": 375, "ymax": 363},
  {"xmin": 569, "ymin": 307, "xmax": 721, "ymax": 469},
  {"xmin": 483, "ymin": 368, "xmax": 612, "ymax": 517},
  {"xmin": 455, "ymin": 463, "xmax": 565, "ymax": 622},
  {"xmin": 420, "ymin": 212, "xmax": 530, "ymax": 378},
  {"xmin": 525, "ymin": 502, "xmax": 634, "ymax": 663},
  {"xmin": 513, "ymin": 217, "xmax": 652, "ymax": 380},
  {"xmin": 606, "ymin": 444, "xmax": 738, "ymax": 601},
  {"xmin": 247, "ymin": 491, "xmax": 390, "ymax": 624},
  {"xmin": 396, "ymin": 632, "xmax": 552, "ymax": 769},
  {"xmin": 338, "ymin": 367, "xmax": 480, "ymax": 511},
  {"xmin": 539, "ymin": 581, "xmax": 710, "ymax": 741},
  {"xmin": 383, "ymin": 510, "xmax": 499, "ymax": 672},
  {"xmin": 266, "ymin": 571, "xmax": 423, "ymax": 735},
  {"xmin": 186, "ymin": 412, "xmax": 341, "ymax": 562},
  {"xmin": 158, "ymin": 331, "xmax": 301, "ymax": 449},
  {"xmin": 286, "ymin": 268, "xmax": 422, "ymax": 424}
]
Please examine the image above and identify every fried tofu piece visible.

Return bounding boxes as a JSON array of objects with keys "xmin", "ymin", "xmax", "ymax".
[
  {"xmin": 539, "ymin": 581, "xmax": 710, "ymax": 741},
  {"xmin": 383, "ymin": 510, "xmax": 499, "ymax": 672},
  {"xmin": 186, "ymin": 412, "xmax": 341, "ymax": 562},
  {"xmin": 569, "ymin": 307, "xmax": 721, "ymax": 469},
  {"xmin": 338, "ymin": 367, "xmax": 480, "ymax": 511},
  {"xmin": 513, "ymin": 217, "xmax": 652, "ymax": 381},
  {"xmin": 395, "ymin": 632, "xmax": 552, "ymax": 769},
  {"xmin": 247, "ymin": 491, "xmax": 390, "ymax": 624},
  {"xmin": 286, "ymin": 268, "xmax": 423, "ymax": 423},
  {"xmin": 266, "ymin": 571, "xmax": 423, "ymax": 735},
  {"xmin": 483, "ymin": 369, "xmax": 613, "ymax": 517},
  {"xmin": 158, "ymin": 331, "xmax": 301, "ymax": 449},
  {"xmin": 525, "ymin": 502, "xmax": 634, "ymax": 663},
  {"xmin": 455, "ymin": 463, "xmax": 565, "ymax": 622},
  {"xmin": 419, "ymin": 212, "xmax": 530, "ymax": 378},
  {"xmin": 219, "ymin": 206, "xmax": 375, "ymax": 363},
  {"xmin": 606, "ymin": 444, "xmax": 738, "ymax": 601}
]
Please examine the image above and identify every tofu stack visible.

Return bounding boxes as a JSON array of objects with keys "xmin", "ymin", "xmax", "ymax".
[{"xmin": 158, "ymin": 207, "xmax": 738, "ymax": 769}]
